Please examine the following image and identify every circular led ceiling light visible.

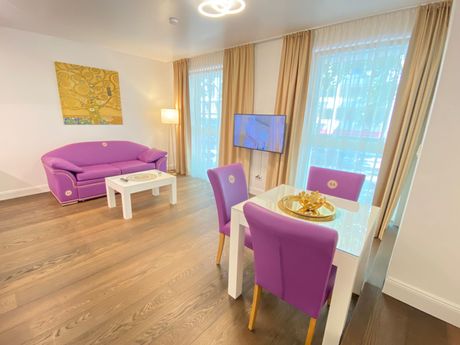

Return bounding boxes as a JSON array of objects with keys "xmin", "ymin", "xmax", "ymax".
[{"xmin": 198, "ymin": 0, "xmax": 246, "ymax": 18}]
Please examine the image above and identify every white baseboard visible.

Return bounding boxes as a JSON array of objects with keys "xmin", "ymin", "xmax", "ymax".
[
  {"xmin": 0, "ymin": 184, "xmax": 50, "ymax": 201},
  {"xmin": 383, "ymin": 276, "xmax": 460, "ymax": 327}
]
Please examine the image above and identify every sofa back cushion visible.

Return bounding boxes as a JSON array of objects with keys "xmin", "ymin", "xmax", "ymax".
[{"xmin": 43, "ymin": 141, "xmax": 149, "ymax": 166}]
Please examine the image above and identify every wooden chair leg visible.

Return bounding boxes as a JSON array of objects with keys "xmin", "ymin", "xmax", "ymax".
[
  {"xmin": 305, "ymin": 318, "xmax": 317, "ymax": 345},
  {"xmin": 215, "ymin": 233, "xmax": 225, "ymax": 265},
  {"xmin": 248, "ymin": 284, "xmax": 262, "ymax": 331}
]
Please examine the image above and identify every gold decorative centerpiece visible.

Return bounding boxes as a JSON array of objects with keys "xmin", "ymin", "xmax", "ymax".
[
  {"xmin": 278, "ymin": 191, "xmax": 336, "ymax": 222},
  {"xmin": 126, "ymin": 173, "xmax": 157, "ymax": 182}
]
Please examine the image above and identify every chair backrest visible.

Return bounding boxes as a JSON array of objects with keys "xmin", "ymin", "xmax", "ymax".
[
  {"xmin": 207, "ymin": 163, "xmax": 248, "ymax": 230},
  {"xmin": 307, "ymin": 166, "xmax": 365, "ymax": 201},
  {"xmin": 243, "ymin": 202, "xmax": 338, "ymax": 318}
]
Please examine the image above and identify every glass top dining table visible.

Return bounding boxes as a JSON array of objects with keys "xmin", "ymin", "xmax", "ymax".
[
  {"xmin": 227, "ymin": 184, "xmax": 380, "ymax": 345},
  {"xmin": 232, "ymin": 184, "xmax": 378, "ymax": 257}
]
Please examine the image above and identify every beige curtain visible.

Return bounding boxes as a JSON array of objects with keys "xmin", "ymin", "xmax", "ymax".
[
  {"xmin": 373, "ymin": 1, "xmax": 451, "ymax": 238},
  {"xmin": 218, "ymin": 44, "xmax": 254, "ymax": 177},
  {"xmin": 173, "ymin": 59, "xmax": 191, "ymax": 175},
  {"xmin": 265, "ymin": 31, "xmax": 312, "ymax": 190}
]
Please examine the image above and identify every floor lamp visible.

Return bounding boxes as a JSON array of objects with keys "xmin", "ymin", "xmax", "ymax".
[{"xmin": 161, "ymin": 108, "xmax": 179, "ymax": 174}]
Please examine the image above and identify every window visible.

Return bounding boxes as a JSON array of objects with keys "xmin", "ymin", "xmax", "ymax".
[
  {"xmin": 295, "ymin": 10, "xmax": 416, "ymax": 204},
  {"xmin": 189, "ymin": 53, "xmax": 223, "ymax": 179}
]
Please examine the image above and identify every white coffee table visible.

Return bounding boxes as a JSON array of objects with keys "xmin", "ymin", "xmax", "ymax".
[{"xmin": 105, "ymin": 170, "xmax": 177, "ymax": 219}]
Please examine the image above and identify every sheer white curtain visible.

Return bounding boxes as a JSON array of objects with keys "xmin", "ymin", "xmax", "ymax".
[
  {"xmin": 189, "ymin": 52, "xmax": 224, "ymax": 179},
  {"xmin": 295, "ymin": 9, "xmax": 417, "ymax": 204}
]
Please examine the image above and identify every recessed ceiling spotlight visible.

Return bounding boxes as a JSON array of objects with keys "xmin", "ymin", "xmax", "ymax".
[
  {"xmin": 169, "ymin": 16, "xmax": 180, "ymax": 25},
  {"xmin": 198, "ymin": 0, "xmax": 246, "ymax": 18}
]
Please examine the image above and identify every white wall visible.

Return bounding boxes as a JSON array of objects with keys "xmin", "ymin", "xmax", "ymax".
[
  {"xmin": 383, "ymin": 1, "xmax": 460, "ymax": 327},
  {"xmin": 249, "ymin": 38, "xmax": 283, "ymax": 194},
  {"xmin": 0, "ymin": 27, "xmax": 173, "ymax": 199}
]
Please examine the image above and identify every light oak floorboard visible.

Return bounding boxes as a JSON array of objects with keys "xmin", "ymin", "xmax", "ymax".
[{"xmin": 2, "ymin": 177, "xmax": 456, "ymax": 345}]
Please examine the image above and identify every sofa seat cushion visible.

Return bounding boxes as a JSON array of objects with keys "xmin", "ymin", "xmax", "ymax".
[
  {"xmin": 111, "ymin": 160, "xmax": 156, "ymax": 174},
  {"xmin": 76, "ymin": 178, "xmax": 105, "ymax": 186},
  {"xmin": 76, "ymin": 164, "xmax": 121, "ymax": 181}
]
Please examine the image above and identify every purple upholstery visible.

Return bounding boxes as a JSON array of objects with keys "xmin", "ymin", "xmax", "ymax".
[
  {"xmin": 207, "ymin": 163, "xmax": 252, "ymax": 248},
  {"xmin": 138, "ymin": 148, "xmax": 168, "ymax": 163},
  {"xmin": 42, "ymin": 141, "xmax": 167, "ymax": 205},
  {"xmin": 76, "ymin": 180, "xmax": 107, "ymax": 200},
  {"xmin": 307, "ymin": 166, "xmax": 365, "ymax": 202},
  {"xmin": 44, "ymin": 141, "xmax": 149, "ymax": 166},
  {"xmin": 155, "ymin": 156, "xmax": 167, "ymax": 173},
  {"xmin": 42, "ymin": 156, "xmax": 83, "ymax": 173},
  {"xmin": 221, "ymin": 222, "xmax": 253, "ymax": 249},
  {"xmin": 243, "ymin": 202, "xmax": 338, "ymax": 319},
  {"xmin": 76, "ymin": 178, "xmax": 105, "ymax": 186},
  {"xmin": 111, "ymin": 160, "xmax": 156, "ymax": 174},
  {"xmin": 76, "ymin": 164, "xmax": 121, "ymax": 181}
]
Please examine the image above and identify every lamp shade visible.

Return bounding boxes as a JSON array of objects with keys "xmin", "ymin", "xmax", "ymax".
[{"xmin": 161, "ymin": 108, "xmax": 179, "ymax": 124}]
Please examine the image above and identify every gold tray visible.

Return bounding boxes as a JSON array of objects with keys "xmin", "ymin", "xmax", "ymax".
[
  {"xmin": 126, "ymin": 173, "xmax": 157, "ymax": 181},
  {"xmin": 278, "ymin": 195, "xmax": 336, "ymax": 222}
]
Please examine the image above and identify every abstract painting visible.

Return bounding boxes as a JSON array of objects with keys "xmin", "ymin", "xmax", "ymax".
[{"xmin": 55, "ymin": 62, "xmax": 123, "ymax": 125}]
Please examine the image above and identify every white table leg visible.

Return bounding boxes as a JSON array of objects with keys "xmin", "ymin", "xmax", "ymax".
[
  {"xmin": 353, "ymin": 228, "xmax": 374, "ymax": 294},
  {"xmin": 170, "ymin": 179, "xmax": 177, "ymax": 205},
  {"xmin": 228, "ymin": 210, "xmax": 245, "ymax": 299},
  {"xmin": 153, "ymin": 187, "xmax": 160, "ymax": 196},
  {"xmin": 322, "ymin": 253, "xmax": 358, "ymax": 345},
  {"xmin": 354, "ymin": 211, "xmax": 380, "ymax": 294},
  {"xmin": 121, "ymin": 192, "xmax": 132, "ymax": 220},
  {"xmin": 106, "ymin": 184, "xmax": 116, "ymax": 208}
]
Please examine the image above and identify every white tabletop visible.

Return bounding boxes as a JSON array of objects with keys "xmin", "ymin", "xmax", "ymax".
[
  {"xmin": 106, "ymin": 169, "xmax": 174, "ymax": 187},
  {"xmin": 232, "ymin": 184, "xmax": 379, "ymax": 257}
]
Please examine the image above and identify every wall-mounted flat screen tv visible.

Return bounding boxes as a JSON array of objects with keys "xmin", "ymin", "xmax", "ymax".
[{"xmin": 233, "ymin": 114, "xmax": 286, "ymax": 153}]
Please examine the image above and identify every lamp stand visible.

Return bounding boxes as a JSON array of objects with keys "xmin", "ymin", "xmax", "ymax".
[{"xmin": 168, "ymin": 124, "xmax": 177, "ymax": 175}]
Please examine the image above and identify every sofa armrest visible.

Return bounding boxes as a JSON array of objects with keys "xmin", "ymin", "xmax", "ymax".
[
  {"xmin": 155, "ymin": 156, "xmax": 168, "ymax": 172},
  {"xmin": 138, "ymin": 148, "xmax": 168, "ymax": 163},
  {"xmin": 42, "ymin": 156, "xmax": 83, "ymax": 173},
  {"xmin": 42, "ymin": 165, "xmax": 78, "ymax": 205}
]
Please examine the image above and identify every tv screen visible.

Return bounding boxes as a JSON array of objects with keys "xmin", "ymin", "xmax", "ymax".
[{"xmin": 233, "ymin": 114, "xmax": 286, "ymax": 153}]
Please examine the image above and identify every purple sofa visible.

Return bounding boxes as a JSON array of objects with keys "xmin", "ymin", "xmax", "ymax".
[{"xmin": 42, "ymin": 141, "xmax": 167, "ymax": 205}]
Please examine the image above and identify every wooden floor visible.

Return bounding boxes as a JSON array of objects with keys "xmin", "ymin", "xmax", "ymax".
[
  {"xmin": 0, "ymin": 176, "xmax": 458, "ymax": 345},
  {"xmin": 342, "ymin": 227, "xmax": 460, "ymax": 345}
]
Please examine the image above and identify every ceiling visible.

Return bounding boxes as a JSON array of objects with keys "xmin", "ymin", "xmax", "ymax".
[{"xmin": 0, "ymin": 0, "xmax": 425, "ymax": 62}]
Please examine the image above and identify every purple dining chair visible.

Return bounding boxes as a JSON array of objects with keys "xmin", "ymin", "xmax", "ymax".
[
  {"xmin": 207, "ymin": 163, "xmax": 252, "ymax": 265},
  {"xmin": 243, "ymin": 202, "xmax": 338, "ymax": 345},
  {"xmin": 307, "ymin": 166, "xmax": 366, "ymax": 201}
]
